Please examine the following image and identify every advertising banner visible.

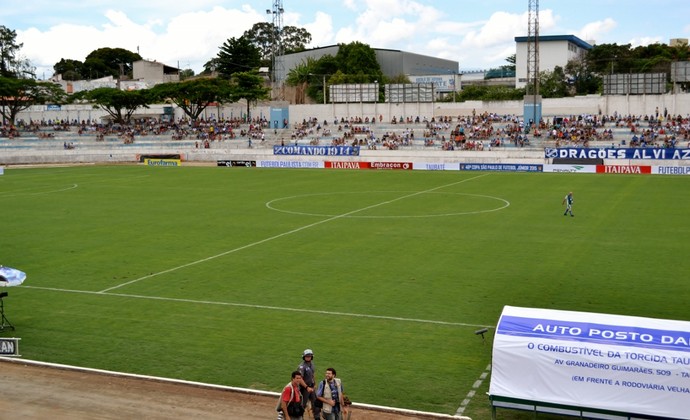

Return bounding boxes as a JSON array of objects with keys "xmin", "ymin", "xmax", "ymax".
[
  {"xmin": 653, "ymin": 166, "xmax": 690, "ymax": 175},
  {"xmin": 144, "ymin": 158, "xmax": 180, "ymax": 167},
  {"xmin": 545, "ymin": 148, "xmax": 690, "ymax": 160},
  {"xmin": 412, "ymin": 162, "xmax": 456, "ymax": 171},
  {"xmin": 0, "ymin": 338, "xmax": 20, "ymax": 356},
  {"xmin": 273, "ymin": 145, "xmax": 359, "ymax": 156},
  {"xmin": 217, "ymin": 160, "xmax": 256, "ymax": 167},
  {"xmin": 490, "ymin": 306, "xmax": 690, "ymax": 419},
  {"xmin": 257, "ymin": 160, "xmax": 323, "ymax": 169},
  {"xmin": 543, "ymin": 164, "xmax": 597, "ymax": 173},
  {"xmin": 323, "ymin": 161, "xmax": 413, "ymax": 170},
  {"xmin": 596, "ymin": 165, "xmax": 652, "ymax": 174},
  {"xmin": 325, "ymin": 161, "xmax": 367, "ymax": 169},
  {"xmin": 369, "ymin": 162, "xmax": 413, "ymax": 170},
  {"xmin": 459, "ymin": 163, "xmax": 543, "ymax": 172}
]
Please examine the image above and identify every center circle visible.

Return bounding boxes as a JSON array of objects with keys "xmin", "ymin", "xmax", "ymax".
[{"xmin": 265, "ymin": 191, "xmax": 510, "ymax": 218}]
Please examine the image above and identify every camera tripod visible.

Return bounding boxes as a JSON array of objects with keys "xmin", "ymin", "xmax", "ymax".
[{"xmin": 0, "ymin": 292, "xmax": 14, "ymax": 331}]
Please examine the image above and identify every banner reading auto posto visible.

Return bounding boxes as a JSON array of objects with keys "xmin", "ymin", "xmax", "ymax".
[{"xmin": 489, "ymin": 306, "xmax": 690, "ymax": 419}]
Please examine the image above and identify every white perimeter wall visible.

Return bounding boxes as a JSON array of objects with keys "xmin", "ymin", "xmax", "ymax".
[{"xmin": 14, "ymin": 93, "xmax": 690, "ymax": 126}]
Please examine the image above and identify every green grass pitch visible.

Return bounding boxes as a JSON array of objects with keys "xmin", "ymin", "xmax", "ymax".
[{"xmin": 2, "ymin": 165, "xmax": 689, "ymax": 418}]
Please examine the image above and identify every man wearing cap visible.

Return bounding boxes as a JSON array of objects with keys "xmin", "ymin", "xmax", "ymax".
[{"xmin": 297, "ymin": 348, "xmax": 319, "ymax": 419}]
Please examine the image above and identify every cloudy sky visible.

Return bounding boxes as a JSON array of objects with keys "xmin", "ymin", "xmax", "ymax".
[{"xmin": 3, "ymin": 0, "xmax": 690, "ymax": 79}]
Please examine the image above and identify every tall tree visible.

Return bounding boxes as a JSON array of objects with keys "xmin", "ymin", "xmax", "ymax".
[
  {"xmin": 0, "ymin": 25, "xmax": 34, "ymax": 78},
  {"xmin": 54, "ymin": 58, "xmax": 85, "ymax": 81},
  {"xmin": 0, "ymin": 76, "xmax": 66, "ymax": 124},
  {"xmin": 565, "ymin": 57, "xmax": 601, "ymax": 95},
  {"xmin": 243, "ymin": 23, "xmax": 312, "ymax": 64},
  {"xmin": 73, "ymin": 88, "xmax": 151, "ymax": 125},
  {"xmin": 82, "ymin": 48, "xmax": 142, "ymax": 79},
  {"xmin": 215, "ymin": 37, "xmax": 261, "ymax": 78},
  {"xmin": 334, "ymin": 41, "xmax": 383, "ymax": 83},
  {"xmin": 243, "ymin": 22, "xmax": 275, "ymax": 64},
  {"xmin": 151, "ymin": 78, "xmax": 235, "ymax": 121}
]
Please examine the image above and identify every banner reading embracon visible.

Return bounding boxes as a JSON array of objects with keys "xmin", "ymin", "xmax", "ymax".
[{"xmin": 489, "ymin": 306, "xmax": 690, "ymax": 419}]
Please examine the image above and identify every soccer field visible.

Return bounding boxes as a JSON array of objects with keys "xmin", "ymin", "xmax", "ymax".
[{"xmin": 2, "ymin": 165, "xmax": 689, "ymax": 417}]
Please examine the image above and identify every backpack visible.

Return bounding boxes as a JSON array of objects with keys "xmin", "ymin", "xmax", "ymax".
[
  {"xmin": 276, "ymin": 384, "xmax": 305, "ymax": 418},
  {"xmin": 313, "ymin": 379, "xmax": 326, "ymax": 409},
  {"xmin": 276, "ymin": 383, "xmax": 295, "ymax": 412}
]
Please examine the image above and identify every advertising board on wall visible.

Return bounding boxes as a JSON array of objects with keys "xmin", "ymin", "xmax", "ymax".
[
  {"xmin": 459, "ymin": 163, "xmax": 543, "ymax": 172},
  {"xmin": 545, "ymin": 148, "xmax": 690, "ymax": 160},
  {"xmin": 490, "ymin": 306, "xmax": 690, "ymax": 419},
  {"xmin": 273, "ymin": 145, "xmax": 359, "ymax": 156}
]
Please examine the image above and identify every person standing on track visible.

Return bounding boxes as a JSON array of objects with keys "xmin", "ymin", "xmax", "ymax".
[{"xmin": 297, "ymin": 349, "xmax": 319, "ymax": 419}]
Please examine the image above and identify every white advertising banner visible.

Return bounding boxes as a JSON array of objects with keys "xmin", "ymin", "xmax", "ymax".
[
  {"xmin": 543, "ymin": 164, "xmax": 597, "ymax": 173},
  {"xmin": 489, "ymin": 306, "xmax": 690, "ymax": 419}
]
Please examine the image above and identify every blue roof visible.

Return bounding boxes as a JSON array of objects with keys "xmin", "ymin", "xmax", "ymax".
[{"xmin": 514, "ymin": 34, "xmax": 592, "ymax": 50}]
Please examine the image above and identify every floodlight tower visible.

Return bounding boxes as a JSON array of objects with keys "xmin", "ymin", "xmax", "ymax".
[
  {"xmin": 267, "ymin": 0, "xmax": 285, "ymax": 90},
  {"xmin": 524, "ymin": 0, "xmax": 541, "ymax": 132}
]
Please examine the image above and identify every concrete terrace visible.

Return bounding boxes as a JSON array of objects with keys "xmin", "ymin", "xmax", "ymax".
[{"xmin": 0, "ymin": 117, "xmax": 685, "ymax": 166}]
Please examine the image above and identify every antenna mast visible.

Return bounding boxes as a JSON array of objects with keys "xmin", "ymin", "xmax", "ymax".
[
  {"xmin": 524, "ymin": 0, "xmax": 541, "ymax": 133},
  {"xmin": 268, "ymin": 0, "xmax": 285, "ymax": 98}
]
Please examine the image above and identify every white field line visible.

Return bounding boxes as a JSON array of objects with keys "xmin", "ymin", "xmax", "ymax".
[
  {"xmin": 99, "ymin": 174, "xmax": 490, "ymax": 293},
  {"xmin": 456, "ymin": 364, "xmax": 492, "ymax": 416},
  {"xmin": 23, "ymin": 285, "xmax": 493, "ymax": 329}
]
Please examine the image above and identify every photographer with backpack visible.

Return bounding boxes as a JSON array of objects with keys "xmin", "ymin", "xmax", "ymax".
[
  {"xmin": 316, "ymin": 368, "xmax": 348, "ymax": 420},
  {"xmin": 277, "ymin": 370, "xmax": 305, "ymax": 420}
]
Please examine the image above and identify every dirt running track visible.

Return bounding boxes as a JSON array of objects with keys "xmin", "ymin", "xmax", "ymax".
[{"xmin": 0, "ymin": 359, "xmax": 459, "ymax": 420}]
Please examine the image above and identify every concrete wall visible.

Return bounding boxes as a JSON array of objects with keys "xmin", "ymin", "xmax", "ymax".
[{"xmin": 14, "ymin": 92, "xmax": 690, "ymax": 127}]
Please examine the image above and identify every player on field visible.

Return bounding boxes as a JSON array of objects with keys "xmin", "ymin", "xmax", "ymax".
[{"xmin": 562, "ymin": 191, "xmax": 574, "ymax": 217}]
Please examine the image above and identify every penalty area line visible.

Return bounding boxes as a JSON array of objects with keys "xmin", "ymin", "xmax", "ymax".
[{"xmin": 23, "ymin": 285, "xmax": 492, "ymax": 329}]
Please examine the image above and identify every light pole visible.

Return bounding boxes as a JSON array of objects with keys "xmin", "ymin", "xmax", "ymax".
[{"xmin": 322, "ymin": 74, "xmax": 326, "ymax": 104}]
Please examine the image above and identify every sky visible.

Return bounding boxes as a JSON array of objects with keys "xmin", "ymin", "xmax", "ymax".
[{"xmin": 3, "ymin": 0, "xmax": 690, "ymax": 79}]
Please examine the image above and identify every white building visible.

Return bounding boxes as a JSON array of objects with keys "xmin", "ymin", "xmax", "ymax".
[
  {"xmin": 514, "ymin": 35, "xmax": 592, "ymax": 89},
  {"xmin": 132, "ymin": 60, "xmax": 180, "ymax": 85}
]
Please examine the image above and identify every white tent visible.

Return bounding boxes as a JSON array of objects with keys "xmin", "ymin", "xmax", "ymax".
[{"xmin": 489, "ymin": 306, "xmax": 690, "ymax": 419}]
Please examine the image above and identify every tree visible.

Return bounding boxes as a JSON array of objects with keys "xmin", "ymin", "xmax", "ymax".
[
  {"xmin": 215, "ymin": 37, "xmax": 261, "ymax": 78},
  {"xmin": 452, "ymin": 85, "xmax": 525, "ymax": 102},
  {"xmin": 54, "ymin": 59, "xmax": 85, "ymax": 81},
  {"xmin": 243, "ymin": 23, "xmax": 312, "ymax": 65},
  {"xmin": 504, "ymin": 54, "xmax": 516, "ymax": 71},
  {"xmin": 151, "ymin": 78, "xmax": 235, "ymax": 121},
  {"xmin": 73, "ymin": 88, "xmax": 151, "ymax": 125},
  {"xmin": 230, "ymin": 72, "xmax": 270, "ymax": 120},
  {"xmin": 0, "ymin": 76, "xmax": 65, "ymax": 124},
  {"xmin": 334, "ymin": 42, "xmax": 383, "ymax": 83},
  {"xmin": 586, "ymin": 43, "xmax": 634, "ymax": 75},
  {"xmin": 202, "ymin": 57, "xmax": 221, "ymax": 75},
  {"xmin": 82, "ymin": 48, "xmax": 142, "ymax": 79},
  {"xmin": 179, "ymin": 69, "xmax": 195, "ymax": 81},
  {"xmin": 280, "ymin": 26, "xmax": 312, "ymax": 55},
  {"xmin": 0, "ymin": 25, "xmax": 34, "ymax": 78},
  {"xmin": 285, "ymin": 41, "xmax": 383, "ymax": 103},
  {"xmin": 565, "ymin": 58, "xmax": 601, "ymax": 95},
  {"xmin": 538, "ymin": 66, "xmax": 569, "ymax": 98}
]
